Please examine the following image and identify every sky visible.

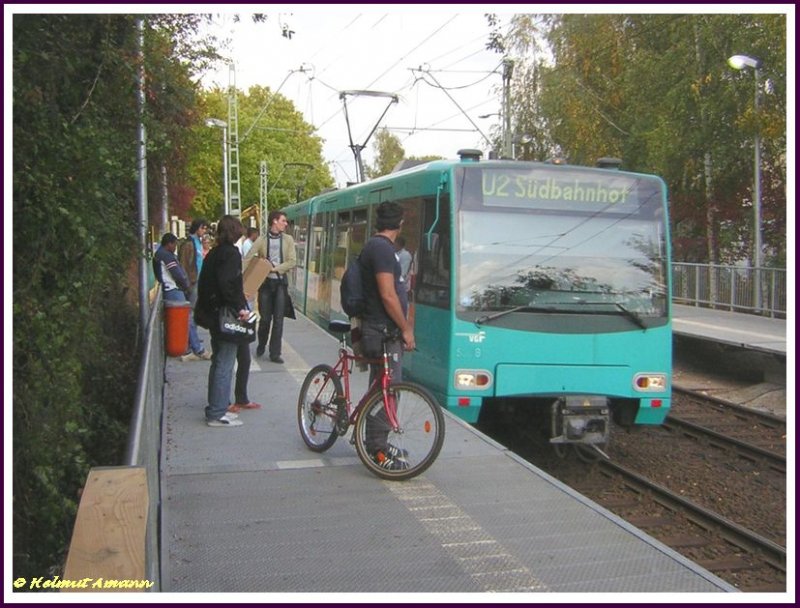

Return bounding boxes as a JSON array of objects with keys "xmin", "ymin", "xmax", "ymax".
[
  {"xmin": 199, "ymin": 7, "xmax": 510, "ymax": 186},
  {"xmin": 198, "ymin": 4, "xmax": 796, "ymax": 189}
]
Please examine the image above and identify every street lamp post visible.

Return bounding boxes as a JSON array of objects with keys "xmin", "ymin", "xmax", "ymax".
[
  {"xmin": 205, "ymin": 118, "xmax": 229, "ymax": 216},
  {"xmin": 727, "ymin": 54, "xmax": 763, "ymax": 311},
  {"xmin": 479, "ymin": 60, "xmax": 515, "ymax": 159},
  {"xmin": 478, "ymin": 112, "xmax": 501, "ymax": 158},
  {"xmin": 502, "ymin": 59, "xmax": 514, "ymax": 159}
]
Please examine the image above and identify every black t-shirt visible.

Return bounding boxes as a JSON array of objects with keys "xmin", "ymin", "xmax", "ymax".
[{"xmin": 359, "ymin": 234, "xmax": 407, "ymax": 325}]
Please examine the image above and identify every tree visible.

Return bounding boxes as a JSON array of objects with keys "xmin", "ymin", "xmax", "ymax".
[
  {"xmin": 488, "ymin": 14, "xmax": 555, "ymax": 161},
  {"xmin": 498, "ymin": 13, "xmax": 786, "ymax": 265},
  {"xmin": 186, "ymin": 86, "xmax": 334, "ymax": 220},
  {"xmin": 143, "ymin": 14, "xmax": 223, "ymax": 232},
  {"xmin": 12, "ymin": 13, "xmax": 219, "ymax": 581},
  {"xmin": 365, "ymin": 129, "xmax": 406, "ymax": 179}
]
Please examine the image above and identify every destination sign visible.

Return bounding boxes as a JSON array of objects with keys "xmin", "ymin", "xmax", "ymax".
[
  {"xmin": 459, "ymin": 167, "xmax": 655, "ymax": 214},
  {"xmin": 483, "ymin": 173, "xmax": 632, "ymax": 204}
]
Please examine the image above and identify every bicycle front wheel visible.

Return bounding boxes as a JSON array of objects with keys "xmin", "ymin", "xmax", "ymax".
[
  {"xmin": 298, "ymin": 364, "xmax": 343, "ymax": 452},
  {"xmin": 354, "ymin": 382, "xmax": 445, "ymax": 480}
]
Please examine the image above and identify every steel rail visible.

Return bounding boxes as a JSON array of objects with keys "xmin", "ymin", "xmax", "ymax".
[{"xmin": 598, "ymin": 459, "xmax": 786, "ymax": 572}]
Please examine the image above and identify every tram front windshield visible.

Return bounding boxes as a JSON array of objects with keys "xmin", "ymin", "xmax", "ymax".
[{"xmin": 455, "ymin": 165, "xmax": 669, "ymax": 326}]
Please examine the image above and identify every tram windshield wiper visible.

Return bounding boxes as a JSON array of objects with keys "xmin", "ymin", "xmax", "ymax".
[
  {"xmin": 557, "ymin": 300, "xmax": 649, "ymax": 329},
  {"xmin": 475, "ymin": 305, "xmax": 555, "ymax": 325},
  {"xmin": 474, "ymin": 301, "xmax": 648, "ymax": 329},
  {"xmin": 612, "ymin": 302, "xmax": 648, "ymax": 329}
]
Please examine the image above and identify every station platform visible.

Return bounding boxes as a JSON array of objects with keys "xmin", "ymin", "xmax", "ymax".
[
  {"xmin": 672, "ymin": 304, "xmax": 787, "ymax": 356},
  {"xmin": 160, "ymin": 313, "xmax": 736, "ymax": 595}
]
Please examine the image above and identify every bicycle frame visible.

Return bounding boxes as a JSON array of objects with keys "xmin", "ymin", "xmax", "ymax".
[
  {"xmin": 298, "ymin": 323, "xmax": 446, "ymax": 479},
  {"xmin": 327, "ymin": 333, "xmax": 400, "ymax": 431}
]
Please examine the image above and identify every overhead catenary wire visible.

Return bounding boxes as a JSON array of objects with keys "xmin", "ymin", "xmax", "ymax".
[
  {"xmin": 413, "ymin": 67, "xmax": 492, "ymax": 147},
  {"xmin": 363, "ymin": 15, "xmax": 459, "ymax": 90},
  {"xmin": 220, "ymin": 12, "xmax": 505, "ymax": 175},
  {"xmin": 313, "ymin": 14, "xmax": 465, "ymax": 138},
  {"xmin": 240, "ymin": 64, "xmax": 310, "ymax": 144}
]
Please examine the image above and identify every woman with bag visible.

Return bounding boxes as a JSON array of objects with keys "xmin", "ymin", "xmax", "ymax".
[{"xmin": 196, "ymin": 215, "xmax": 254, "ymax": 427}]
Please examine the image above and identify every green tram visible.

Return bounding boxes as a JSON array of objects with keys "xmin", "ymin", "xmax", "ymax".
[{"xmin": 284, "ymin": 150, "xmax": 672, "ymax": 456}]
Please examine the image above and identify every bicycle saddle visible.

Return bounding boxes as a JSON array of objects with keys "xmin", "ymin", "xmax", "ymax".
[{"xmin": 329, "ymin": 320, "xmax": 351, "ymax": 334}]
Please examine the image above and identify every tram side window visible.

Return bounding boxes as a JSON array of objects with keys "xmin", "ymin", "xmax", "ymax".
[
  {"xmin": 350, "ymin": 208, "xmax": 368, "ymax": 258},
  {"xmin": 293, "ymin": 216, "xmax": 308, "ymax": 269},
  {"xmin": 309, "ymin": 213, "xmax": 327, "ymax": 275},
  {"xmin": 334, "ymin": 211, "xmax": 351, "ymax": 281},
  {"xmin": 416, "ymin": 196, "xmax": 451, "ymax": 309},
  {"xmin": 333, "ymin": 208, "xmax": 369, "ymax": 281},
  {"xmin": 399, "ymin": 198, "xmax": 422, "ymax": 290}
]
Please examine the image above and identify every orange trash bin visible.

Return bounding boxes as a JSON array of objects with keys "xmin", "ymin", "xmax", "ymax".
[{"xmin": 164, "ymin": 299, "xmax": 191, "ymax": 357}]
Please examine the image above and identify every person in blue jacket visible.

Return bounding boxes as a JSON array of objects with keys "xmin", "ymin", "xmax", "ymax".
[{"xmin": 153, "ymin": 233, "xmax": 191, "ymax": 301}]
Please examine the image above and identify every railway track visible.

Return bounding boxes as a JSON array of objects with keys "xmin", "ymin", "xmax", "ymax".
[
  {"xmin": 668, "ymin": 384, "xmax": 786, "ymax": 477},
  {"xmin": 576, "ymin": 459, "xmax": 786, "ymax": 592},
  {"xmin": 478, "ymin": 380, "xmax": 787, "ymax": 592},
  {"xmin": 663, "ymin": 414, "xmax": 786, "ymax": 473},
  {"xmin": 666, "ymin": 386, "xmax": 786, "ymax": 475},
  {"xmin": 672, "ymin": 384, "xmax": 786, "ymax": 451}
]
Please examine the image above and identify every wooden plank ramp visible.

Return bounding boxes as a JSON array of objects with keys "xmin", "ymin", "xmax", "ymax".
[{"xmin": 62, "ymin": 466, "xmax": 150, "ymax": 592}]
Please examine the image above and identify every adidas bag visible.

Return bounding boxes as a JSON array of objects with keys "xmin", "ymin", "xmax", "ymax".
[{"xmin": 218, "ymin": 306, "xmax": 257, "ymax": 343}]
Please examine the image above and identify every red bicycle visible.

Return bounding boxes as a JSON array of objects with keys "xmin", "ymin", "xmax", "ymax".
[{"xmin": 297, "ymin": 320, "xmax": 445, "ymax": 480}]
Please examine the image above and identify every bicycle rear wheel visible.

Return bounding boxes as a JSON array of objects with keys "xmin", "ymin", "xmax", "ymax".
[
  {"xmin": 298, "ymin": 364, "xmax": 343, "ymax": 452},
  {"xmin": 353, "ymin": 382, "xmax": 445, "ymax": 480}
]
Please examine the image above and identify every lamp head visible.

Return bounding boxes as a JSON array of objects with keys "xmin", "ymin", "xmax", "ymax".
[
  {"xmin": 205, "ymin": 117, "xmax": 227, "ymax": 128},
  {"xmin": 727, "ymin": 54, "xmax": 762, "ymax": 70}
]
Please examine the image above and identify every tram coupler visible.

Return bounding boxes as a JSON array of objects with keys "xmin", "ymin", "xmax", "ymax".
[{"xmin": 550, "ymin": 395, "xmax": 610, "ymax": 446}]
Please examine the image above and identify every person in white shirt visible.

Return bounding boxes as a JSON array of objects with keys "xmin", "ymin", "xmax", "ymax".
[
  {"xmin": 395, "ymin": 235, "xmax": 413, "ymax": 297},
  {"xmin": 241, "ymin": 227, "xmax": 258, "ymax": 258}
]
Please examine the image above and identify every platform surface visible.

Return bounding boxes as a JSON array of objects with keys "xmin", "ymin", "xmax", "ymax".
[
  {"xmin": 160, "ymin": 313, "xmax": 737, "ymax": 595},
  {"xmin": 672, "ymin": 304, "xmax": 787, "ymax": 355}
]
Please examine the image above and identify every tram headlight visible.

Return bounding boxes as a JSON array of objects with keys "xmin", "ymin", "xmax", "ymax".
[
  {"xmin": 633, "ymin": 373, "xmax": 667, "ymax": 392},
  {"xmin": 454, "ymin": 369, "xmax": 493, "ymax": 390}
]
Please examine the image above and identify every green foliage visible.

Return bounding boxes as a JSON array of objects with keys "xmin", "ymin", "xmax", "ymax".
[
  {"xmin": 12, "ymin": 13, "xmax": 213, "ymax": 582},
  {"xmin": 365, "ymin": 129, "xmax": 406, "ymax": 179},
  {"xmin": 501, "ymin": 13, "xmax": 786, "ymax": 265},
  {"xmin": 187, "ymin": 86, "xmax": 334, "ymax": 222}
]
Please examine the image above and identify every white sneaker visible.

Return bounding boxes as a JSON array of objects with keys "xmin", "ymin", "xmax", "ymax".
[
  {"xmin": 182, "ymin": 350, "xmax": 212, "ymax": 362},
  {"xmin": 207, "ymin": 413, "xmax": 243, "ymax": 427}
]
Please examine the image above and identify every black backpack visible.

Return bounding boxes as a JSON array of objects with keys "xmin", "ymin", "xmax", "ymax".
[{"xmin": 340, "ymin": 255, "xmax": 366, "ymax": 318}]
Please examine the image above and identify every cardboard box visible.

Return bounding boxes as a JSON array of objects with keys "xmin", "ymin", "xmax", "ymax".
[{"xmin": 243, "ymin": 257, "xmax": 273, "ymax": 299}]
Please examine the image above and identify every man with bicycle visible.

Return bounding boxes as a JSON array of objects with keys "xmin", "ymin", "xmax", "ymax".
[{"xmin": 359, "ymin": 201, "xmax": 416, "ymax": 471}]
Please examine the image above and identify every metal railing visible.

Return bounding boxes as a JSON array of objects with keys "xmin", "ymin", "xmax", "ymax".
[
  {"xmin": 672, "ymin": 263, "xmax": 786, "ymax": 318},
  {"xmin": 125, "ymin": 287, "xmax": 165, "ymax": 590}
]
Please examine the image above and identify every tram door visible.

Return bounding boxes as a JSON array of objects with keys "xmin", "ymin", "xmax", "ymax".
[
  {"xmin": 306, "ymin": 209, "xmax": 333, "ymax": 325},
  {"xmin": 289, "ymin": 214, "xmax": 309, "ymax": 314},
  {"xmin": 332, "ymin": 208, "xmax": 369, "ymax": 317}
]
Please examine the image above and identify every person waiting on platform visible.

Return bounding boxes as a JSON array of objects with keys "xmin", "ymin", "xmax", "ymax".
[
  {"xmin": 178, "ymin": 218, "xmax": 212, "ymax": 361},
  {"xmin": 237, "ymin": 226, "xmax": 259, "ymax": 258},
  {"xmin": 195, "ymin": 215, "xmax": 251, "ymax": 427},
  {"xmin": 227, "ymin": 227, "xmax": 263, "ymax": 414},
  {"xmin": 243, "ymin": 210, "xmax": 297, "ymax": 363},
  {"xmin": 153, "ymin": 233, "xmax": 191, "ymax": 303}
]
